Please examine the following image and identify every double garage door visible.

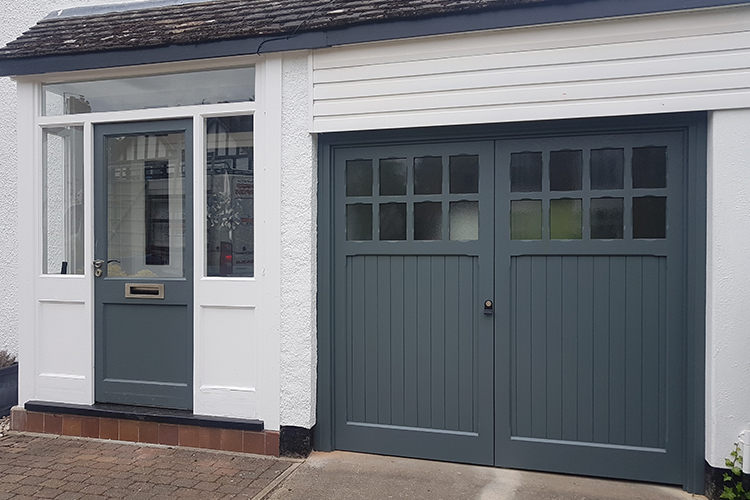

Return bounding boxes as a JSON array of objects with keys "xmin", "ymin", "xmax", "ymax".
[{"xmin": 328, "ymin": 125, "xmax": 691, "ymax": 485}]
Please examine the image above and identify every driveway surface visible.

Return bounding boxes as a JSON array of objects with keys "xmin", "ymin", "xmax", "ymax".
[{"xmin": 0, "ymin": 431, "xmax": 707, "ymax": 499}]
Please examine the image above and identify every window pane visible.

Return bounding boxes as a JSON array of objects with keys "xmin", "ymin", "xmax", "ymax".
[
  {"xmin": 511, "ymin": 200, "xmax": 542, "ymax": 240},
  {"xmin": 633, "ymin": 197, "xmax": 666, "ymax": 239},
  {"xmin": 346, "ymin": 160, "xmax": 373, "ymax": 197},
  {"xmin": 43, "ymin": 127, "xmax": 84, "ymax": 274},
  {"xmin": 590, "ymin": 198, "xmax": 624, "ymax": 239},
  {"xmin": 379, "ymin": 203, "xmax": 406, "ymax": 240},
  {"xmin": 449, "ymin": 201, "xmax": 479, "ymax": 240},
  {"xmin": 414, "ymin": 202, "xmax": 442, "ymax": 240},
  {"xmin": 380, "ymin": 158, "xmax": 407, "ymax": 196},
  {"xmin": 590, "ymin": 148, "xmax": 624, "ymax": 190},
  {"xmin": 632, "ymin": 146, "xmax": 667, "ymax": 189},
  {"xmin": 549, "ymin": 150, "xmax": 582, "ymax": 191},
  {"xmin": 43, "ymin": 67, "xmax": 255, "ymax": 116},
  {"xmin": 206, "ymin": 116, "xmax": 254, "ymax": 277},
  {"xmin": 550, "ymin": 199, "xmax": 582, "ymax": 239},
  {"xmin": 414, "ymin": 156, "xmax": 442, "ymax": 195},
  {"xmin": 107, "ymin": 132, "xmax": 186, "ymax": 278},
  {"xmin": 510, "ymin": 151, "xmax": 542, "ymax": 192},
  {"xmin": 449, "ymin": 155, "xmax": 479, "ymax": 194},
  {"xmin": 347, "ymin": 204, "xmax": 373, "ymax": 241}
]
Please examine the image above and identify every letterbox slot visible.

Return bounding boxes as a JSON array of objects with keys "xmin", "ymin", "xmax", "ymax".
[{"xmin": 125, "ymin": 283, "xmax": 165, "ymax": 299}]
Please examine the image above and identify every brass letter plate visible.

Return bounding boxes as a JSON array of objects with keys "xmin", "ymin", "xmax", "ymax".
[{"xmin": 125, "ymin": 283, "xmax": 165, "ymax": 299}]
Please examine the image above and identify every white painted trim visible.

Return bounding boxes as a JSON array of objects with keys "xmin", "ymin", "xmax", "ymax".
[{"xmin": 199, "ymin": 385, "xmax": 256, "ymax": 393}]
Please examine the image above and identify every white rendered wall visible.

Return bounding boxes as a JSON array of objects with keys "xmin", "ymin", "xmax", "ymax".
[
  {"xmin": 705, "ymin": 108, "xmax": 750, "ymax": 468},
  {"xmin": 279, "ymin": 52, "xmax": 317, "ymax": 429},
  {"xmin": 0, "ymin": 0, "xmax": 141, "ymax": 357}
]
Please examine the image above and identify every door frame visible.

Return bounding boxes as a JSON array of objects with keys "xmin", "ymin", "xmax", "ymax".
[
  {"xmin": 93, "ymin": 119, "xmax": 195, "ymax": 410},
  {"xmin": 315, "ymin": 113, "xmax": 707, "ymax": 493}
]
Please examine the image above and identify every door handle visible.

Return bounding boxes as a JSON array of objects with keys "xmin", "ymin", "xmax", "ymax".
[{"xmin": 484, "ymin": 299, "xmax": 493, "ymax": 315}]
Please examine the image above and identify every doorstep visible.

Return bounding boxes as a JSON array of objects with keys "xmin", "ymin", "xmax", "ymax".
[{"xmin": 10, "ymin": 401, "xmax": 278, "ymax": 456}]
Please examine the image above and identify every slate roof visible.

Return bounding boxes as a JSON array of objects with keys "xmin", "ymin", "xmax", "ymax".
[{"xmin": 0, "ymin": 0, "xmax": 545, "ymax": 59}]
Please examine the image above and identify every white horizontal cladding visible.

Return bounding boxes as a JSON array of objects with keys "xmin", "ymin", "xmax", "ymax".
[{"xmin": 311, "ymin": 5, "xmax": 750, "ymax": 132}]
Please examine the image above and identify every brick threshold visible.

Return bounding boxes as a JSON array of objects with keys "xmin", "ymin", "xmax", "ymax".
[{"xmin": 10, "ymin": 402, "xmax": 279, "ymax": 456}]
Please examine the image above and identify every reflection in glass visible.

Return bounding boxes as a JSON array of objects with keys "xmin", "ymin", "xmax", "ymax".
[
  {"xmin": 510, "ymin": 151, "xmax": 543, "ymax": 192},
  {"xmin": 43, "ymin": 67, "xmax": 256, "ymax": 116},
  {"xmin": 346, "ymin": 160, "xmax": 373, "ymax": 197},
  {"xmin": 380, "ymin": 158, "xmax": 407, "ymax": 196},
  {"xmin": 449, "ymin": 201, "xmax": 479, "ymax": 240},
  {"xmin": 43, "ymin": 127, "xmax": 84, "ymax": 274},
  {"xmin": 550, "ymin": 150, "xmax": 582, "ymax": 191},
  {"xmin": 107, "ymin": 132, "xmax": 185, "ymax": 278},
  {"xmin": 590, "ymin": 198, "xmax": 624, "ymax": 239},
  {"xmin": 206, "ymin": 116, "xmax": 254, "ymax": 277},
  {"xmin": 347, "ymin": 204, "xmax": 373, "ymax": 241},
  {"xmin": 449, "ymin": 155, "xmax": 479, "ymax": 194},
  {"xmin": 414, "ymin": 157, "xmax": 442, "ymax": 195},
  {"xmin": 380, "ymin": 203, "xmax": 407, "ymax": 240},
  {"xmin": 511, "ymin": 200, "xmax": 542, "ymax": 240},
  {"xmin": 590, "ymin": 148, "xmax": 624, "ymax": 190},
  {"xmin": 633, "ymin": 196, "xmax": 666, "ymax": 239},
  {"xmin": 414, "ymin": 202, "xmax": 442, "ymax": 240},
  {"xmin": 550, "ymin": 199, "xmax": 582, "ymax": 239},
  {"xmin": 632, "ymin": 146, "xmax": 667, "ymax": 189}
]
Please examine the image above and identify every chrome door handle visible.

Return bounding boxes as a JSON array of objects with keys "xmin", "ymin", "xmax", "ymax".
[{"xmin": 93, "ymin": 259, "xmax": 104, "ymax": 269}]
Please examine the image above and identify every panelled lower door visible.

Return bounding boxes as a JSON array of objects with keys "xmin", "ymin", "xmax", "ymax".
[
  {"xmin": 494, "ymin": 132, "xmax": 685, "ymax": 483},
  {"xmin": 94, "ymin": 120, "xmax": 194, "ymax": 410},
  {"xmin": 333, "ymin": 142, "xmax": 495, "ymax": 465}
]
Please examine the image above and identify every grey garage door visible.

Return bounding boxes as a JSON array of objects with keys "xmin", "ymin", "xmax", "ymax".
[{"xmin": 331, "ymin": 129, "xmax": 687, "ymax": 483}]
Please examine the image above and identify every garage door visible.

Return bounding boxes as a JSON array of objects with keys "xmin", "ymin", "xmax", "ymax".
[{"xmin": 330, "ymin": 128, "xmax": 687, "ymax": 484}]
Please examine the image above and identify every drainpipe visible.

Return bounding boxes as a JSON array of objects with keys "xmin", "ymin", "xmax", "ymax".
[{"xmin": 740, "ymin": 430, "xmax": 750, "ymax": 474}]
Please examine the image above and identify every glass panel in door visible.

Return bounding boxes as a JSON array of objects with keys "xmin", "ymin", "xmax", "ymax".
[{"xmin": 105, "ymin": 132, "xmax": 185, "ymax": 278}]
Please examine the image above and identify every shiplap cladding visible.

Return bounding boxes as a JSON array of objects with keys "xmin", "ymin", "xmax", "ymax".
[
  {"xmin": 346, "ymin": 255, "xmax": 478, "ymax": 433},
  {"xmin": 511, "ymin": 255, "xmax": 667, "ymax": 449},
  {"xmin": 312, "ymin": 5, "xmax": 750, "ymax": 132}
]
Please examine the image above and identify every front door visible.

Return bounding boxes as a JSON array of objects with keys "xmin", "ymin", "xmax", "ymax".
[{"xmin": 94, "ymin": 120, "xmax": 193, "ymax": 410}]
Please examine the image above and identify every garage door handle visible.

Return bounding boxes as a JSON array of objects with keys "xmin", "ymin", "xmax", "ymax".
[{"xmin": 484, "ymin": 300, "xmax": 493, "ymax": 315}]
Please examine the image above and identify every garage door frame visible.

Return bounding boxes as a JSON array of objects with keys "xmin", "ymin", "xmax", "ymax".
[{"xmin": 315, "ymin": 113, "xmax": 707, "ymax": 494}]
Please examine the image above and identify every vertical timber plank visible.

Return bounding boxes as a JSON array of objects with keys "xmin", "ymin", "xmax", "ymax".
[
  {"xmin": 608, "ymin": 256, "xmax": 627, "ymax": 446},
  {"xmin": 561, "ymin": 256, "xmax": 579, "ymax": 442}
]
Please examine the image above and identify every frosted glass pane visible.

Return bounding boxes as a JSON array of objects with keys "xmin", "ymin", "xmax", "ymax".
[
  {"xmin": 414, "ymin": 202, "xmax": 442, "ymax": 240},
  {"xmin": 590, "ymin": 148, "xmax": 624, "ymax": 190},
  {"xmin": 449, "ymin": 155, "xmax": 479, "ymax": 194},
  {"xmin": 550, "ymin": 150, "xmax": 582, "ymax": 191},
  {"xmin": 632, "ymin": 147, "xmax": 667, "ymax": 189},
  {"xmin": 550, "ymin": 199, "xmax": 582, "ymax": 239},
  {"xmin": 380, "ymin": 203, "xmax": 407, "ymax": 240},
  {"xmin": 347, "ymin": 204, "xmax": 373, "ymax": 241},
  {"xmin": 380, "ymin": 158, "xmax": 407, "ymax": 195},
  {"xmin": 346, "ymin": 160, "xmax": 373, "ymax": 197},
  {"xmin": 510, "ymin": 151, "xmax": 542, "ymax": 192},
  {"xmin": 511, "ymin": 200, "xmax": 542, "ymax": 240},
  {"xmin": 590, "ymin": 198, "xmax": 623, "ymax": 239},
  {"xmin": 43, "ymin": 127, "xmax": 84, "ymax": 274},
  {"xmin": 449, "ymin": 201, "xmax": 478, "ymax": 241},
  {"xmin": 633, "ymin": 197, "xmax": 666, "ymax": 239},
  {"xmin": 414, "ymin": 157, "xmax": 442, "ymax": 194},
  {"xmin": 206, "ymin": 115, "xmax": 254, "ymax": 277}
]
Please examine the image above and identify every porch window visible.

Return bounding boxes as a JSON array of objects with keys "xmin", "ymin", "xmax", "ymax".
[
  {"xmin": 43, "ymin": 67, "xmax": 255, "ymax": 116},
  {"xmin": 206, "ymin": 115, "xmax": 254, "ymax": 277},
  {"xmin": 42, "ymin": 126, "xmax": 84, "ymax": 274}
]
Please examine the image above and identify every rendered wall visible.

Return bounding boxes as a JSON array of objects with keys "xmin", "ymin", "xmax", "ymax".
[
  {"xmin": 706, "ymin": 108, "xmax": 750, "ymax": 468},
  {"xmin": 0, "ymin": 0, "xmax": 140, "ymax": 357}
]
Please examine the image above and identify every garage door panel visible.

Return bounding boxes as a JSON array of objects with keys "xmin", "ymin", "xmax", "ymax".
[
  {"xmin": 511, "ymin": 254, "xmax": 667, "ymax": 449},
  {"xmin": 346, "ymin": 254, "xmax": 479, "ymax": 433}
]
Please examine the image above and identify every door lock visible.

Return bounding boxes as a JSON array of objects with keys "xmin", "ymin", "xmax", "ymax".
[{"xmin": 484, "ymin": 299, "xmax": 493, "ymax": 315}]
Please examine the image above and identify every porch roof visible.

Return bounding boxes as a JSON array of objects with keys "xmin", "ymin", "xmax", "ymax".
[{"xmin": 0, "ymin": 0, "xmax": 748, "ymax": 76}]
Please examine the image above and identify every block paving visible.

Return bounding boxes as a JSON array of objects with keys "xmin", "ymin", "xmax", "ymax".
[{"xmin": 0, "ymin": 431, "xmax": 294, "ymax": 499}]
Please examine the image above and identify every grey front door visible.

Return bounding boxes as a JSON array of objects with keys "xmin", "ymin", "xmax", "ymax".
[
  {"xmin": 332, "ymin": 142, "xmax": 495, "ymax": 464},
  {"xmin": 494, "ymin": 131, "xmax": 686, "ymax": 483},
  {"xmin": 94, "ymin": 120, "xmax": 194, "ymax": 410}
]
